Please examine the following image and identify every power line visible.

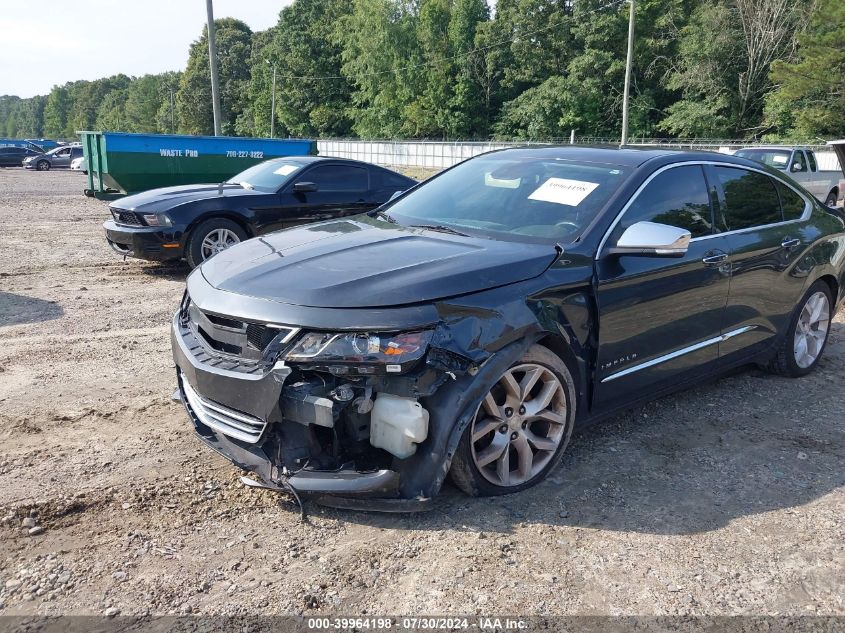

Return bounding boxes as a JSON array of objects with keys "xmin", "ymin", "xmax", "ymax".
[{"xmin": 273, "ymin": 0, "xmax": 627, "ymax": 83}]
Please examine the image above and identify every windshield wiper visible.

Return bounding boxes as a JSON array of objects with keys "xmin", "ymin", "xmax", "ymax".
[
  {"xmin": 373, "ymin": 210, "xmax": 397, "ymax": 223},
  {"xmin": 409, "ymin": 223, "xmax": 469, "ymax": 236}
]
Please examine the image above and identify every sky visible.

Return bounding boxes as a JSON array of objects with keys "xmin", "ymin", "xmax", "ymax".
[{"xmin": 0, "ymin": 0, "xmax": 294, "ymax": 98}]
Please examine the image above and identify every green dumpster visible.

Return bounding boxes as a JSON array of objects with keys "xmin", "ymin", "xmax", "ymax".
[{"xmin": 79, "ymin": 131, "xmax": 317, "ymax": 200}]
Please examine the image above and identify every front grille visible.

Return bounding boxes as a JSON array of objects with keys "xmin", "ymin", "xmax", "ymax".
[
  {"xmin": 185, "ymin": 301, "xmax": 299, "ymax": 362},
  {"xmin": 111, "ymin": 209, "xmax": 142, "ymax": 226},
  {"xmin": 246, "ymin": 323, "xmax": 279, "ymax": 351},
  {"xmin": 180, "ymin": 373, "xmax": 266, "ymax": 443}
]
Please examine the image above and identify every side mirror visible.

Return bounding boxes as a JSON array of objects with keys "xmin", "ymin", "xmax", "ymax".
[
  {"xmin": 293, "ymin": 181, "xmax": 318, "ymax": 193},
  {"xmin": 610, "ymin": 221, "xmax": 691, "ymax": 257},
  {"xmin": 388, "ymin": 190, "xmax": 404, "ymax": 202}
]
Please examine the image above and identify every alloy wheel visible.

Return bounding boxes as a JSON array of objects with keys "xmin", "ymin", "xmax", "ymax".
[
  {"xmin": 469, "ymin": 363, "xmax": 568, "ymax": 487},
  {"xmin": 793, "ymin": 291, "xmax": 830, "ymax": 369},
  {"xmin": 200, "ymin": 228, "xmax": 240, "ymax": 260}
]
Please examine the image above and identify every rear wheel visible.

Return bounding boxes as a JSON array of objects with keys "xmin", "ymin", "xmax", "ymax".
[
  {"xmin": 824, "ymin": 191, "xmax": 838, "ymax": 207},
  {"xmin": 449, "ymin": 345, "xmax": 576, "ymax": 497},
  {"xmin": 36, "ymin": 160, "xmax": 50, "ymax": 171},
  {"xmin": 766, "ymin": 281, "xmax": 833, "ymax": 377},
  {"xmin": 185, "ymin": 218, "xmax": 247, "ymax": 269}
]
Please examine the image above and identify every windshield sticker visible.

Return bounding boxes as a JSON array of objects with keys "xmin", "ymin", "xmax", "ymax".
[
  {"xmin": 528, "ymin": 178, "xmax": 599, "ymax": 206},
  {"xmin": 484, "ymin": 172, "xmax": 520, "ymax": 189},
  {"xmin": 273, "ymin": 164, "xmax": 298, "ymax": 176},
  {"xmin": 772, "ymin": 155, "xmax": 788, "ymax": 164}
]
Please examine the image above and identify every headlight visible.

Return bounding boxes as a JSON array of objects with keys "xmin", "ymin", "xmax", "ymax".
[
  {"xmin": 143, "ymin": 213, "xmax": 172, "ymax": 227},
  {"xmin": 286, "ymin": 330, "xmax": 433, "ymax": 374}
]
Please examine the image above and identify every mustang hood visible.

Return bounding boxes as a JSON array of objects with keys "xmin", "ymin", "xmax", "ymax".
[
  {"xmin": 114, "ymin": 183, "xmax": 261, "ymax": 212},
  {"xmin": 200, "ymin": 218, "xmax": 559, "ymax": 308}
]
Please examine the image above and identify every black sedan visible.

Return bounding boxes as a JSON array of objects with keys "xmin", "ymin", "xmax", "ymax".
[
  {"xmin": 171, "ymin": 147, "xmax": 845, "ymax": 510},
  {"xmin": 0, "ymin": 146, "xmax": 42, "ymax": 167},
  {"xmin": 104, "ymin": 157, "xmax": 416, "ymax": 268}
]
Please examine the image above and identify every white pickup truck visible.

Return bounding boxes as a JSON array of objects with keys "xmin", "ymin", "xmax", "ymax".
[{"xmin": 735, "ymin": 146, "xmax": 844, "ymax": 208}]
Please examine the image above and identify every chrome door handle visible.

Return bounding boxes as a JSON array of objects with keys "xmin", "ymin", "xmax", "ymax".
[
  {"xmin": 702, "ymin": 252, "xmax": 728, "ymax": 266},
  {"xmin": 781, "ymin": 237, "xmax": 800, "ymax": 249}
]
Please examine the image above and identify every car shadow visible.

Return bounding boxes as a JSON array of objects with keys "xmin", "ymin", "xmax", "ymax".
[
  {"xmin": 0, "ymin": 292, "xmax": 64, "ymax": 327},
  {"xmin": 318, "ymin": 322, "xmax": 845, "ymax": 536}
]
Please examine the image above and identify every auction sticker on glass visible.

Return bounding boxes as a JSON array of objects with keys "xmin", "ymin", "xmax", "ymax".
[{"xmin": 528, "ymin": 177, "xmax": 599, "ymax": 206}]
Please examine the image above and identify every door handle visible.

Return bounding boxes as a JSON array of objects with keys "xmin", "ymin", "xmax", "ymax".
[
  {"xmin": 781, "ymin": 237, "xmax": 800, "ymax": 249},
  {"xmin": 702, "ymin": 252, "xmax": 728, "ymax": 266}
]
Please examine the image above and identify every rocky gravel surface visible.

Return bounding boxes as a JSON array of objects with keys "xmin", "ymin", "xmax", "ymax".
[{"xmin": 0, "ymin": 168, "xmax": 843, "ymax": 617}]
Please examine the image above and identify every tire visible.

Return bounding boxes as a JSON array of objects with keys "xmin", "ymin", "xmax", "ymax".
[
  {"xmin": 185, "ymin": 218, "xmax": 247, "ymax": 269},
  {"xmin": 824, "ymin": 191, "xmax": 838, "ymax": 208},
  {"xmin": 766, "ymin": 280, "xmax": 834, "ymax": 377},
  {"xmin": 36, "ymin": 160, "xmax": 50, "ymax": 171},
  {"xmin": 449, "ymin": 344, "xmax": 576, "ymax": 497}
]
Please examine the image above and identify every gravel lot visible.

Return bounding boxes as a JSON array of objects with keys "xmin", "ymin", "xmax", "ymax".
[{"xmin": 0, "ymin": 169, "xmax": 843, "ymax": 617}]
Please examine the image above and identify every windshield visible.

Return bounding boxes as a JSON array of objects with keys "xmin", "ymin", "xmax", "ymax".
[
  {"xmin": 226, "ymin": 160, "xmax": 304, "ymax": 192},
  {"xmin": 735, "ymin": 149, "xmax": 791, "ymax": 170},
  {"xmin": 384, "ymin": 152, "xmax": 629, "ymax": 242}
]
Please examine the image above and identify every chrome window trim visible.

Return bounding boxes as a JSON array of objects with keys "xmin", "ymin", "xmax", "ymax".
[
  {"xmin": 595, "ymin": 161, "xmax": 813, "ymax": 259},
  {"xmin": 601, "ymin": 325, "xmax": 756, "ymax": 383}
]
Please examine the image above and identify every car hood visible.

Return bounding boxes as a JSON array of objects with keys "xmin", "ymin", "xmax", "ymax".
[
  {"xmin": 200, "ymin": 217, "xmax": 559, "ymax": 308},
  {"xmin": 113, "ymin": 183, "xmax": 262, "ymax": 212}
]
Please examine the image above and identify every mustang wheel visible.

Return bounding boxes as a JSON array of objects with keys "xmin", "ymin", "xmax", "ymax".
[
  {"xmin": 767, "ymin": 280, "xmax": 833, "ymax": 377},
  {"xmin": 186, "ymin": 218, "xmax": 247, "ymax": 269},
  {"xmin": 450, "ymin": 345, "xmax": 575, "ymax": 496}
]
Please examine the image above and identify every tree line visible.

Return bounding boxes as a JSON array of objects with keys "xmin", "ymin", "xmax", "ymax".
[{"xmin": 1, "ymin": 0, "xmax": 843, "ymax": 143}]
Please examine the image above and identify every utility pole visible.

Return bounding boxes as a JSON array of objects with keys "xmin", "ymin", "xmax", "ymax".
[
  {"xmin": 620, "ymin": 0, "xmax": 635, "ymax": 147},
  {"xmin": 206, "ymin": 0, "xmax": 222, "ymax": 136},
  {"xmin": 266, "ymin": 60, "xmax": 277, "ymax": 139}
]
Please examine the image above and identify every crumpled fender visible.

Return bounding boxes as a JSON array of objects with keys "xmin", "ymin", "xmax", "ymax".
[{"xmin": 394, "ymin": 335, "xmax": 537, "ymax": 498}]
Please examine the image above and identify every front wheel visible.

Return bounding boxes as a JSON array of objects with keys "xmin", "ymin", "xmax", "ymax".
[
  {"xmin": 36, "ymin": 160, "xmax": 50, "ymax": 171},
  {"xmin": 185, "ymin": 218, "xmax": 247, "ymax": 269},
  {"xmin": 766, "ymin": 281, "xmax": 833, "ymax": 377},
  {"xmin": 449, "ymin": 345, "xmax": 576, "ymax": 497}
]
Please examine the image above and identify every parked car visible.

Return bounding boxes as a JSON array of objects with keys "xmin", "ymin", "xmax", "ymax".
[
  {"xmin": 171, "ymin": 146, "xmax": 845, "ymax": 510},
  {"xmin": 0, "ymin": 146, "xmax": 42, "ymax": 167},
  {"xmin": 734, "ymin": 146, "xmax": 843, "ymax": 207},
  {"xmin": 23, "ymin": 145, "xmax": 83, "ymax": 171},
  {"xmin": 103, "ymin": 156, "xmax": 416, "ymax": 268},
  {"xmin": 70, "ymin": 156, "xmax": 87, "ymax": 173}
]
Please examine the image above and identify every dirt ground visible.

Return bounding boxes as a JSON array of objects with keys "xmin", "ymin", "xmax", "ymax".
[{"xmin": 0, "ymin": 168, "xmax": 843, "ymax": 617}]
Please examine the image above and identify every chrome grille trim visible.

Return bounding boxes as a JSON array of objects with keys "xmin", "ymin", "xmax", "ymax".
[{"xmin": 180, "ymin": 373, "xmax": 267, "ymax": 443}]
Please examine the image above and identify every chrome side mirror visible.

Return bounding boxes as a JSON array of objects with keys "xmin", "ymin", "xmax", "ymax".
[{"xmin": 610, "ymin": 221, "xmax": 691, "ymax": 257}]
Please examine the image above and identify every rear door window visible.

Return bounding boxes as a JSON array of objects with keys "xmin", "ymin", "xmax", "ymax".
[
  {"xmin": 714, "ymin": 166, "xmax": 782, "ymax": 230},
  {"xmin": 775, "ymin": 181, "xmax": 807, "ymax": 220},
  {"xmin": 619, "ymin": 165, "xmax": 713, "ymax": 238},
  {"xmin": 304, "ymin": 165, "xmax": 368, "ymax": 192}
]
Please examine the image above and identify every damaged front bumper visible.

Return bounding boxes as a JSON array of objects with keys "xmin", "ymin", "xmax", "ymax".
[{"xmin": 172, "ymin": 313, "xmax": 408, "ymax": 503}]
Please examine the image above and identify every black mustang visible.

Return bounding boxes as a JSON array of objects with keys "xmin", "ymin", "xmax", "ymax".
[
  {"xmin": 172, "ymin": 147, "xmax": 845, "ymax": 510},
  {"xmin": 104, "ymin": 156, "xmax": 416, "ymax": 268}
]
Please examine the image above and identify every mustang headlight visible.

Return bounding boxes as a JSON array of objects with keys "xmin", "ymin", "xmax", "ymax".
[{"xmin": 286, "ymin": 330, "xmax": 433, "ymax": 374}]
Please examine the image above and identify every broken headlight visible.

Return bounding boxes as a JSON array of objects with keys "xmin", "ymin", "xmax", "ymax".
[{"xmin": 285, "ymin": 330, "xmax": 433, "ymax": 374}]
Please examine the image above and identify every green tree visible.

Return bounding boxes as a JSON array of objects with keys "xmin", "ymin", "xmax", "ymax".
[
  {"xmin": 766, "ymin": 0, "xmax": 845, "ymax": 140},
  {"xmin": 177, "ymin": 18, "xmax": 253, "ymax": 135},
  {"xmin": 270, "ymin": 0, "xmax": 354, "ymax": 137},
  {"xmin": 43, "ymin": 86, "xmax": 71, "ymax": 138}
]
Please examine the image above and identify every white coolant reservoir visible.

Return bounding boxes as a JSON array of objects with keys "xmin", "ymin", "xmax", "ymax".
[{"xmin": 369, "ymin": 393, "xmax": 429, "ymax": 459}]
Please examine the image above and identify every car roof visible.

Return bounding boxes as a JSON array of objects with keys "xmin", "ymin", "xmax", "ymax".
[
  {"xmin": 481, "ymin": 145, "xmax": 774, "ymax": 171},
  {"xmin": 264, "ymin": 155, "xmax": 411, "ymax": 174}
]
